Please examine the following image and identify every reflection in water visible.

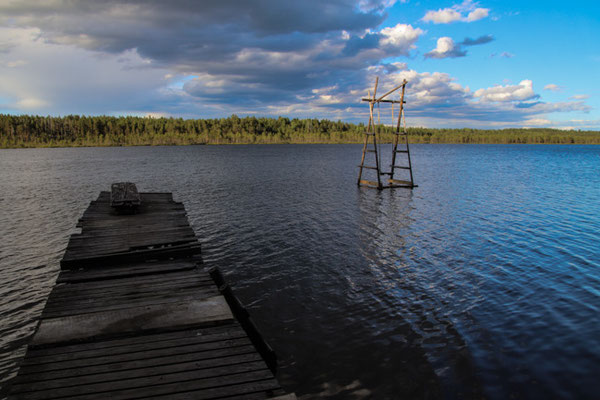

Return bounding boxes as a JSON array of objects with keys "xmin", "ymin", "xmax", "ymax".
[
  {"xmin": 0, "ymin": 144, "xmax": 599, "ymax": 399},
  {"xmin": 357, "ymin": 187, "xmax": 483, "ymax": 398}
]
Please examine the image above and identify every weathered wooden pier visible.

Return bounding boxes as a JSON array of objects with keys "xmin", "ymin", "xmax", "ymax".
[{"xmin": 8, "ymin": 186, "xmax": 295, "ymax": 400}]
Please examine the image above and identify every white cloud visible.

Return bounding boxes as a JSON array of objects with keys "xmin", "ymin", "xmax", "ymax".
[
  {"xmin": 423, "ymin": 1, "xmax": 490, "ymax": 24},
  {"xmin": 570, "ymin": 94, "xmax": 589, "ymax": 100},
  {"xmin": 544, "ymin": 84, "xmax": 563, "ymax": 92},
  {"xmin": 423, "ymin": 9, "xmax": 462, "ymax": 24},
  {"xmin": 425, "ymin": 37, "xmax": 466, "ymax": 59},
  {"xmin": 526, "ymin": 100, "xmax": 590, "ymax": 114},
  {"xmin": 474, "ymin": 80, "xmax": 537, "ymax": 102},
  {"xmin": 466, "ymin": 8, "xmax": 489, "ymax": 21},
  {"xmin": 16, "ymin": 97, "xmax": 48, "ymax": 109},
  {"xmin": 522, "ymin": 118, "xmax": 600, "ymax": 130},
  {"xmin": 523, "ymin": 118, "xmax": 551, "ymax": 126},
  {"xmin": 363, "ymin": 67, "xmax": 471, "ymax": 108},
  {"xmin": 379, "ymin": 24, "xmax": 424, "ymax": 51}
]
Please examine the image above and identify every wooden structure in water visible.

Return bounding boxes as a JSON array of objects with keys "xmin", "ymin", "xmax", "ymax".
[
  {"xmin": 8, "ymin": 184, "xmax": 295, "ymax": 400},
  {"xmin": 357, "ymin": 77, "xmax": 417, "ymax": 189}
]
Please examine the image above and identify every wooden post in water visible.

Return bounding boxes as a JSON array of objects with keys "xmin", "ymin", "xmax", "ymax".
[{"xmin": 357, "ymin": 77, "xmax": 417, "ymax": 189}]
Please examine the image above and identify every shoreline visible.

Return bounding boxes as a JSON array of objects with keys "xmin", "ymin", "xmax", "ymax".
[{"xmin": 2, "ymin": 141, "xmax": 600, "ymax": 149}]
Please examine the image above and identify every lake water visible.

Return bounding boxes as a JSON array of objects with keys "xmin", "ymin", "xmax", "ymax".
[{"xmin": 0, "ymin": 144, "xmax": 598, "ymax": 399}]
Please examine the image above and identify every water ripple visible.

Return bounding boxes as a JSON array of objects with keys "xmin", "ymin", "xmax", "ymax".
[{"xmin": 1, "ymin": 144, "xmax": 599, "ymax": 399}]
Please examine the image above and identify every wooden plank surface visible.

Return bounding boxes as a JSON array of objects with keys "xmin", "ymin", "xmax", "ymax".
[
  {"xmin": 8, "ymin": 190, "xmax": 294, "ymax": 400},
  {"xmin": 33, "ymin": 297, "xmax": 234, "ymax": 346},
  {"xmin": 62, "ymin": 192, "xmax": 200, "ymax": 267}
]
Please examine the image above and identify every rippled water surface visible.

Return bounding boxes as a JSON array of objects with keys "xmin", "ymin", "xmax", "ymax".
[{"xmin": 1, "ymin": 144, "xmax": 599, "ymax": 399}]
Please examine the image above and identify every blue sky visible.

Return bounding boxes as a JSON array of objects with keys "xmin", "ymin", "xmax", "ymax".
[{"xmin": 0, "ymin": 0, "xmax": 598, "ymax": 129}]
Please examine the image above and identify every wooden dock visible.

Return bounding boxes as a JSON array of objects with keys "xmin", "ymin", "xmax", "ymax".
[{"xmin": 8, "ymin": 190, "xmax": 295, "ymax": 400}]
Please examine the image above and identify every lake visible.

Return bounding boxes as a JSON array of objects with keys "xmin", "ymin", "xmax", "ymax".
[{"xmin": 0, "ymin": 144, "xmax": 598, "ymax": 399}]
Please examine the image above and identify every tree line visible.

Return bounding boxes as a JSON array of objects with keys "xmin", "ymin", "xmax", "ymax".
[{"xmin": 1, "ymin": 114, "xmax": 599, "ymax": 148}]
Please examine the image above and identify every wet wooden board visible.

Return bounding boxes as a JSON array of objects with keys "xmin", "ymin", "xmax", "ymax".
[
  {"xmin": 62, "ymin": 192, "xmax": 201, "ymax": 267},
  {"xmin": 8, "ymin": 190, "xmax": 295, "ymax": 400},
  {"xmin": 11, "ymin": 324, "xmax": 282, "ymax": 400}
]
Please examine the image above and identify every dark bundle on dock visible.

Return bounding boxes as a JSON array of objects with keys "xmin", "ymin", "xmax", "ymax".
[{"xmin": 110, "ymin": 182, "xmax": 141, "ymax": 211}]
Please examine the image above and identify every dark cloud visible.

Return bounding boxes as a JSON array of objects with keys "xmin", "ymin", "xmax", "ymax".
[
  {"xmin": 0, "ymin": 0, "xmax": 385, "ymax": 34},
  {"xmin": 0, "ymin": 0, "xmax": 402, "ymax": 108},
  {"xmin": 515, "ymin": 101, "xmax": 542, "ymax": 109},
  {"xmin": 461, "ymin": 34, "xmax": 494, "ymax": 46},
  {"xmin": 341, "ymin": 33, "xmax": 381, "ymax": 57}
]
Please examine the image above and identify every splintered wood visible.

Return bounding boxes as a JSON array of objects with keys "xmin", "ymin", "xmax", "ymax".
[{"xmin": 8, "ymin": 189, "xmax": 295, "ymax": 400}]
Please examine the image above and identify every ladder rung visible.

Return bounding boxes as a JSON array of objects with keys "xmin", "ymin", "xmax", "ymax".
[
  {"xmin": 388, "ymin": 179, "xmax": 413, "ymax": 186},
  {"xmin": 359, "ymin": 179, "xmax": 381, "ymax": 187},
  {"xmin": 394, "ymin": 132, "xmax": 408, "ymax": 135},
  {"xmin": 393, "ymin": 166, "xmax": 411, "ymax": 170},
  {"xmin": 359, "ymin": 165, "xmax": 378, "ymax": 170},
  {"xmin": 365, "ymin": 132, "xmax": 375, "ymax": 136},
  {"xmin": 366, "ymin": 150, "xmax": 377, "ymax": 153},
  {"xmin": 395, "ymin": 150, "xmax": 409, "ymax": 153}
]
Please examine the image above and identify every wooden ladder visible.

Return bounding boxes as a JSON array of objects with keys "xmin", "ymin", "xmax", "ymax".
[
  {"xmin": 357, "ymin": 76, "xmax": 384, "ymax": 189},
  {"xmin": 358, "ymin": 78, "xmax": 417, "ymax": 189}
]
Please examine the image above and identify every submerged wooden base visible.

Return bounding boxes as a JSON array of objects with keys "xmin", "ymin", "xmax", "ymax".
[
  {"xmin": 359, "ymin": 179, "xmax": 417, "ymax": 190},
  {"xmin": 9, "ymin": 191, "xmax": 294, "ymax": 400}
]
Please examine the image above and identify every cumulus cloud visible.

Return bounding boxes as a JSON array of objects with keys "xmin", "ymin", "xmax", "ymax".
[
  {"xmin": 350, "ymin": 69, "xmax": 589, "ymax": 127},
  {"xmin": 423, "ymin": 9, "xmax": 463, "ymax": 24},
  {"xmin": 425, "ymin": 35, "xmax": 493, "ymax": 59},
  {"xmin": 522, "ymin": 118, "xmax": 600, "ymax": 130},
  {"xmin": 340, "ymin": 23, "xmax": 424, "ymax": 60},
  {"xmin": 378, "ymin": 24, "xmax": 424, "ymax": 53},
  {"xmin": 474, "ymin": 80, "xmax": 538, "ymax": 102},
  {"xmin": 0, "ymin": 0, "xmax": 594, "ymax": 128},
  {"xmin": 465, "ymin": 8, "xmax": 489, "ymax": 22},
  {"xmin": 425, "ymin": 37, "xmax": 466, "ymax": 59},
  {"xmin": 423, "ymin": 0, "xmax": 490, "ymax": 24},
  {"xmin": 543, "ymin": 84, "xmax": 563, "ymax": 92},
  {"xmin": 570, "ymin": 94, "xmax": 589, "ymax": 100}
]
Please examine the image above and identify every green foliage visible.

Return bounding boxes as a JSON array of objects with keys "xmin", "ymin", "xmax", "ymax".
[{"xmin": 1, "ymin": 114, "xmax": 599, "ymax": 148}]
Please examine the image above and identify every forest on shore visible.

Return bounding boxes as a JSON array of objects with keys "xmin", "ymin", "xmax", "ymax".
[{"xmin": 1, "ymin": 114, "xmax": 599, "ymax": 148}]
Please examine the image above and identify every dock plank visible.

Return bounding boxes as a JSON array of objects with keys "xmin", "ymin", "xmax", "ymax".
[
  {"xmin": 11, "ymin": 354, "xmax": 265, "ymax": 392},
  {"xmin": 16, "ymin": 345, "xmax": 259, "ymax": 382},
  {"xmin": 33, "ymin": 297, "xmax": 234, "ymax": 346}
]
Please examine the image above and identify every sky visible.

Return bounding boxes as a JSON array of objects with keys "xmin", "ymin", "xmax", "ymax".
[{"xmin": 0, "ymin": 0, "xmax": 598, "ymax": 129}]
